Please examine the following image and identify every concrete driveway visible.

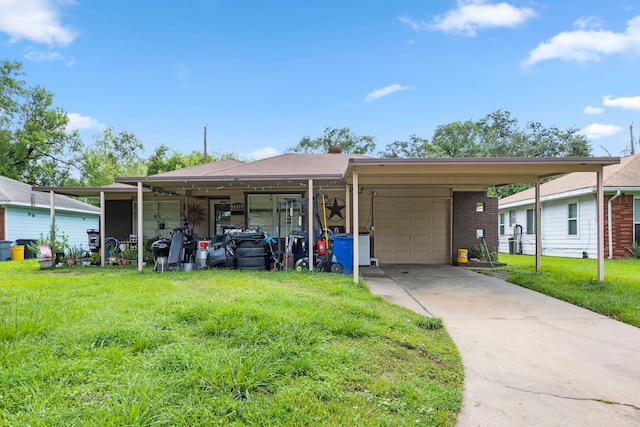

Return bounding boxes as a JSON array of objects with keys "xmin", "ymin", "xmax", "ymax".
[{"xmin": 363, "ymin": 265, "xmax": 640, "ymax": 427}]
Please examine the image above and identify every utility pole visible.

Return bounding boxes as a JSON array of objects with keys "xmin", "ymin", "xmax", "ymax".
[{"xmin": 203, "ymin": 125, "xmax": 208, "ymax": 163}]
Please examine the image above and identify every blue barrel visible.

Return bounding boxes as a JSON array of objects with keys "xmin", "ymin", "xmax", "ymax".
[{"xmin": 330, "ymin": 234, "xmax": 353, "ymax": 274}]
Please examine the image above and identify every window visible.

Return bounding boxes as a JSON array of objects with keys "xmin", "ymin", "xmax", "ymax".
[
  {"xmin": 247, "ymin": 193, "xmax": 303, "ymax": 236},
  {"xmin": 567, "ymin": 202, "xmax": 578, "ymax": 236},
  {"xmin": 133, "ymin": 200, "xmax": 180, "ymax": 238},
  {"xmin": 635, "ymin": 199, "xmax": 640, "ymax": 245},
  {"xmin": 509, "ymin": 209, "xmax": 516, "ymax": 226},
  {"xmin": 499, "ymin": 213, "xmax": 505, "ymax": 235},
  {"xmin": 476, "ymin": 202, "xmax": 484, "ymax": 212},
  {"xmin": 526, "ymin": 209, "xmax": 535, "ymax": 234}
]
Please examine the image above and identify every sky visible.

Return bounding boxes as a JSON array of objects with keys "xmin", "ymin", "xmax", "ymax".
[{"xmin": 1, "ymin": 0, "xmax": 640, "ymax": 160}]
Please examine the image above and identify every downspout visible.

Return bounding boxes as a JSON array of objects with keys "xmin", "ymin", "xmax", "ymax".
[{"xmin": 607, "ymin": 190, "xmax": 621, "ymax": 259}]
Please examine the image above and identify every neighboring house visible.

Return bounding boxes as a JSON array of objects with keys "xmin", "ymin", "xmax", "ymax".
[
  {"xmin": 498, "ymin": 154, "xmax": 640, "ymax": 259},
  {"xmin": 0, "ymin": 175, "xmax": 100, "ymax": 257},
  {"xmin": 37, "ymin": 153, "xmax": 617, "ymax": 280}
]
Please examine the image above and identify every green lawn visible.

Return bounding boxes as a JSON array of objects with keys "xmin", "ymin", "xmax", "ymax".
[
  {"xmin": 496, "ymin": 254, "xmax": 640, "ymax": 327},
  {"xmin": 0, "ymin": 260, "xmax": 463, "ymax": 426}
]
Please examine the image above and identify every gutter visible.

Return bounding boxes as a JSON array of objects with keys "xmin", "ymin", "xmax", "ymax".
[{"xmin": 608, "ymin": 190, "xmax": 621, "ymax": 259}]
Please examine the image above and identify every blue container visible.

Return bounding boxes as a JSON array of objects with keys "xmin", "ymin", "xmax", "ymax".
[
  {"xmin": 0, "ymin": 240, "xmax": 11, "ymax": 261},
  {"xmin": 330, "ymin": 234, "xmax": 353, "ymax": 274}
]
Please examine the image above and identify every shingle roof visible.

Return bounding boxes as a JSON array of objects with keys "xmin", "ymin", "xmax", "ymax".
[
  {"xmin": 0, "ymin": 175, "xmax": 100, "ymax": 213},
  {"xmin": 123, "ymin": 153, "xmax": 370, "ymax": 183},
  {"xmin": 150, "ymin": 158, "xmax": 245, "ymax": 178},
  {"xmin": 499, "ymin": 154, "xmax": 640, "ymax": 206}
]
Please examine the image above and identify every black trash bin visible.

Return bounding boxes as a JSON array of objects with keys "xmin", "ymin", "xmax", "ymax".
[
  {"xmin": 16, "ymin": 239, "xmax": 38, "ymax": 258},
  {"xmin": 508, "ymin": 237, "xmax": 515, "ymax": 254}
]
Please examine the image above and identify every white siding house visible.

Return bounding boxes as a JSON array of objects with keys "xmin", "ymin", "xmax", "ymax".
[
  {"xmin": 499, "ymin": 154, "xmax": 640, "ymax": 259},
  {"xmin": 0, "ymin": 176, "xmax": 100, "ymax": 258}
]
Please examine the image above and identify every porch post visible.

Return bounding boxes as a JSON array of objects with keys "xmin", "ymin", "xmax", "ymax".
[
  {"xmin": 100, "ymin": 191, "xmax": 106, "ymax": 267},
  {"xmin": 308, "ymin": 179, "xmax": 314, "ymax": 271},
  {"xmin": 137, "ymin": 182, "xmax": 144, "ymax": 273},
  {"xmin": 597, "ymin": 170, "xmax": 604, "ymax": 282},
  {"xmin": 535, "ymin": 180, "xmax": 541, "ymax": 272},
  {"xmin": 49, "ymin": 191, "xmax": 55, "ymax": 257},
  {"xmin": 345, "ymin": 185, "xmax": 351, "ymax": 233},
  {"xmin": 352, "ymin": 170, "xmax": 359, "ymax": 284}
]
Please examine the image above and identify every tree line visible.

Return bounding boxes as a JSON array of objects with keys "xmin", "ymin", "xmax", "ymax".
[{"xmin": 2, "ymin": 59, "xmax": 592, "ymax": 197}]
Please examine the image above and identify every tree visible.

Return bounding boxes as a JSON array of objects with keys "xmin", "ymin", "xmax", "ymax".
[
  {"xmin": 378, "ymin": 135, "xmax": 429, "ymax": 158},
  {"xmin": 71, "ymin": 127, "xmax": 146, "ymax": 187},
  {"xmin": 0, "ymin": 60, "xmax": 82, "ymax": 186},
  {"xmin": 145, "ymin": 144, "xmax": 237, "ymax": 176},
  {"xmin": 378, "ymin": 110, "xmax": 593, "ymax": 197},
  {"xmin": 287, "ymin": 127, "xmax": 376, "ymax": 155},
  {"xmin": 428, "ymin": 110, "xmax": 591, "ymax": 159}
]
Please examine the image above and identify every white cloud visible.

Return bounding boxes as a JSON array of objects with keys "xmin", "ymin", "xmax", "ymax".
[
  {"xmin": 524, "ymin": 15, "xmax": 640, "ymax": 66},
  {"xmin": 364, "ymin": 84, "xmax": 411, "ymax": 103},
  {"xmin": 0, "ymin": 0, "xmax": 77, "ymax": 46},
  {"xmin": 580, "ymin": 123, "xmax": 622, "ymax": 139},
  {"xmin": 66, "ymin": 113, "xmax": 104, "ymax": 132},
  {"xmin": 415, "ymin": 0, "xmax": 537, "ymax": 37},
  {"xmin": 398, "ymin": 16, "xmax": 425, "ymax": 32},
  {"xmin": 584, "ymin": 106, "xmax": 604, "ymax": 115},
  {"xmin": 602, "ymin": 95, "xmax": 640, "ymax": 110},
  {"xmin": 250, "ymin": 147, "xmax": 279, "ymax": 160},
  {"xmin": 23, "ymin": 47, "xmax": 64, "ymax": 62}
]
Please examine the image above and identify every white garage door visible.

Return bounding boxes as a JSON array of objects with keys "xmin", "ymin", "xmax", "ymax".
[{"xmin": 374, "ymin": 198, "xmax": 450, "ymax": 264}]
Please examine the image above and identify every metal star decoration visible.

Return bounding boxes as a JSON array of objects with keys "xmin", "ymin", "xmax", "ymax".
[{"xmin": 327, "ymin": 198, "xmax": 345, "ymax": 220}]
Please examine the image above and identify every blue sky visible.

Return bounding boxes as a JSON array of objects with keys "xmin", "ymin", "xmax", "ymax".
[{"xmin": 1, "ymin": 0, "xmax": 639, "ymax": 160}]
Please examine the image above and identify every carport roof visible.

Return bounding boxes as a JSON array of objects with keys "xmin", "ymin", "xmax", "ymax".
[{"xmin": 344, "ymin": 156, "xmax": 620, "ymax": 187}]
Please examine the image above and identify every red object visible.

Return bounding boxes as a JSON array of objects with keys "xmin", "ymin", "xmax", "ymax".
[
  {"xmin": 198, "ymin": 240, "xmax": 210, "ymax": 250},
  {"xmin": 317, "ymin": 239, "xmax": 327, "ymax": 256}
]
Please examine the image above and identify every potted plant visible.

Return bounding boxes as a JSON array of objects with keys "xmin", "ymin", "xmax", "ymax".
[
  {"xmin": 66, "ymin": 245, "xmax": 84, "ymax": 266},
  {"xmin": 91, "ymin": 252, "xmax": 101, "ymax": 266},
  {"xmin": 109, "ymin": 247, "xmax": 122, "ymax": 266},
  {"xmin": 121, "ymin": 246, "xmax": 137, "ymax": 266},
  {"xmin": 28, "ymin": 223, "xmax": 68, "ymax": 268}
]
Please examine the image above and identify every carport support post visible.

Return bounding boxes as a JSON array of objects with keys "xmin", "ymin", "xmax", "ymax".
[
  {"xmin": 345, "ymin": 185, "xmax": 350, "ymax": 233},
  {"xmin": 137, "ymin": 182, "xmax": 144, "ymax": 273},
  {"xmin": 100, "ymin": 191, "xmax": 106, "ymax": 266},
  {"xmin": 597, "ymin": 170, "xmax": 604, "ymax": 282},
  {"xmin": 308, "ymin": 179, "xmax": 314, "ymax": 271},
  {"xmin": 352, "ymin": 170, "xmax": 359, "ymax": 284},
  {"xmin": 535, "ymin": 181, "xmax": 541, "ymax": 272}
]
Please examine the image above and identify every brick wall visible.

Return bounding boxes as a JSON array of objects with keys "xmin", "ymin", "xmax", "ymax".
[
  {"xmin": 105, "ymin": 200, "xmax": 132, "ymax": 242},
  {"xmin": 452, "ymin": 192, "xmax": 498, "ymax": 262},
  {"xmin": 603, "ymin": 194, "xmax": 634, "ymax": 258}
]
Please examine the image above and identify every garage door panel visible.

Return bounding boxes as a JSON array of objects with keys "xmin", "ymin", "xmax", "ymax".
[{"xmin": 374, "ymin": 198, "xmax": 450, "ymax": 264}]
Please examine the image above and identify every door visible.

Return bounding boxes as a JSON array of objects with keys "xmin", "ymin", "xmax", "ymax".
[{"xmin": 374, "ymin": 198, "xmax": 450, "ymax": 264}]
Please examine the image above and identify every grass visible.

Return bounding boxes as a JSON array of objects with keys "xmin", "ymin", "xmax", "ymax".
[
  {"xmin": 0, "ymin": 260, "xmax": 463, "ymax": 426},
  {"xmin": 495, "ymin": 254, "xmax": 640, "ymax": 327}
]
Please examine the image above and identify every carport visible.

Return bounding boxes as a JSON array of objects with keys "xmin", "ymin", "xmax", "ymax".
[{"xmin": 344, "ymin": 156, "xmax": 619, "ymax": 283}]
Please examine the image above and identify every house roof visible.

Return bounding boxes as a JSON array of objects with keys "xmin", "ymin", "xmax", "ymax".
[
  {"xmin": 499, "ymin": 153, "xmax": 640, "ymax": 207},
  {"xmin": 116, "ymin": 153, "xmax": 370, "ymax": 187},
  {"xmin": 1, "ymin": 175, "xmax": 100, "ymax": 213},
  {"xmin": 150, "ymin": 158, "xmax": 245, "ymax": 178},
  {"xmin": 33, "ymin": 153, "xmax": 621, "ymax": 198}
]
